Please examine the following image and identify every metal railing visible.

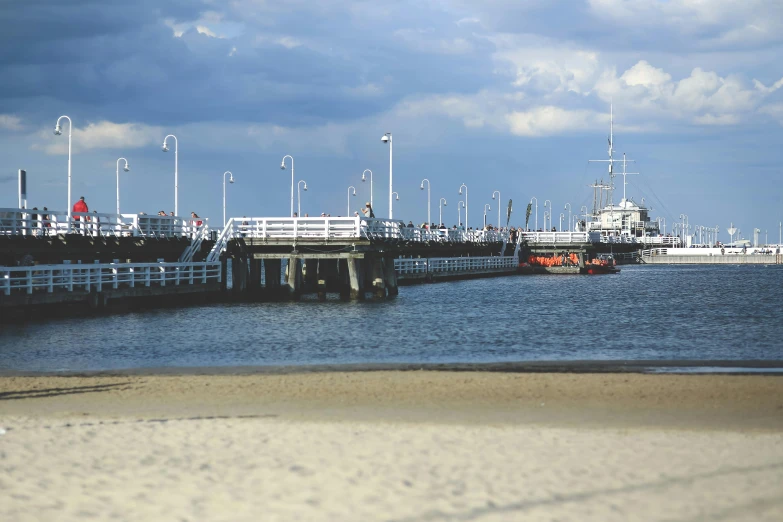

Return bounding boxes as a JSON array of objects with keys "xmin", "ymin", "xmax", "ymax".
[
  {"xmin": 1, "ymin": 261, "xmax": 221, "ymax": 296},
  {"xmin": 207, "ymin": 217, "xmax": 511, "ymax": 262},
  {"xmin": 520, "ymin": 231, "xmax": 591, "ymax": 243},
  {"xmin": 394, "ymin": 256, "xmax": 517, "ymax": 275},
  {"xmin": 599, "ymin": 235, "xmax": 680, "ymax": 246},
  {"xmin": 0, "ymin": 208, "xmax": 206, "ymax": 239}
]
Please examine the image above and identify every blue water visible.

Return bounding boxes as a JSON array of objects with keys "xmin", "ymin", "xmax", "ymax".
[{"xmin": 1, "ymin": 265, "xmax": 782, "ymax": 372}]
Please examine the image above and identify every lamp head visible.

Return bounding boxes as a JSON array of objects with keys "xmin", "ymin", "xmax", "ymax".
[
  {"xmin": 420, "ymin": 184, "xmax": 424, "ymax": 190},
  {"xmin": 162, "ymin": 143, "xmax": 169, "ymax": 152},
  {"xmin": 361, "ymin": 173, "xmax": 366, "ymax": 181},
  {"xmin": 123, "ymin": 164, "xmax": 130, "ymax": 172},
  {"xmin": 459, "ymin": 188, "xmax": 463, "ymax": 195},
  {"xmin": 381, "ymin": 134, "xmax": 389, "ymax": 143},
  {"xmin": 443, "ymin": 201, "xmax": 447, "ymax": 206},
  {"xmin": 303, "ymin": 184, "xmax": 308, "ymax": 191},
  {"xmin": 280, "ymin": 162, "xmax": 286, "ymax": 170},
  {"xmin": 229, "ymin": 175, "xmax": 234, "ymax": 184},
  {"xmin": 54, "ymin": 125, "xmax": 62, "ymax": 136},
  {"xmin": 395, "ymin": 194, "xmax": 399, "ymax": 201}
]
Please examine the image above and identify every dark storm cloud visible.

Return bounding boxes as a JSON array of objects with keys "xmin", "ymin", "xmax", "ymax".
[{"xmin": 0, "ymin": 0, "xmax": 494, "ymax": 128}]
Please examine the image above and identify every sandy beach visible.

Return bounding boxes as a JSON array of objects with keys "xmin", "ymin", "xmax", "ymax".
[{"xmin": 1, "ymin": 370, "xmax": 782, "ymax": 521}]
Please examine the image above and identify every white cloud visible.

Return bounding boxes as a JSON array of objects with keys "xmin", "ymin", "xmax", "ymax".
[
  {"xmin": 196, "ymin": 25, "xmax": 218, "ymax": 38},
  {"xmin": 394, "ymin": 29, "xmax": 474, "ymax": 55},
  {"xmin": 343, "ymin": 83, "xmax": 383, "ymax": 97},
  {"xmin": 594, "ymin": 60, "xmax": 783, "ymax": 124},
  {"xmin": 506, "ymin": 106, "xmax": 602, "ymax": 137},
  {"xmin": 488, "ymin": 35, "xmax": 600, "ymax": 94},
  {"xmin": 586, "ymin": 0, "xmax": 783, "ymax": 46},
  {"xmin": 0, "ymin": 115, "xmax": 22, "ymax": 131},
  {"xmin": 275, "ymin": 36, "xmax": 303, "ymax": 49},
  {"xmin": 35, "ymin": 121, "xmax": 162, "ymax": 155}
]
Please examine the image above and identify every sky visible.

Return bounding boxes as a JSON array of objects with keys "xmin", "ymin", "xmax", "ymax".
[{"xmin": 1, "ymin": 0, "xmax": 782, "ymax": 242}]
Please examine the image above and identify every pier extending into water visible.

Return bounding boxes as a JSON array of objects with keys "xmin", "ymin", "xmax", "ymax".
[{"xmin": 1, "ymin": 207, "xmax": 623, "ymax": 316}]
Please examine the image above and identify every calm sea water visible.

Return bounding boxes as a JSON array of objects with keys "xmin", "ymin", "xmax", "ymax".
[{"xmin": 1, "ymin": 265, "xmax": 782, "ymax": 372}]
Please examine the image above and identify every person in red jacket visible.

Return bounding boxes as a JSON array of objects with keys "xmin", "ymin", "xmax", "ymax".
[
  {"xmin": 72, "ymin": 196, "xmax": 88, "ymax": 217},
  {"xmin": 72, "ymin": 196, "xmax": 88, "ymax": 233}
]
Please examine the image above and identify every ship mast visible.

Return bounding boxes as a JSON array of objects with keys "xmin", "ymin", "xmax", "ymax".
[{"xmin": 588, "ymin": 103, "xmax": 636, "ymax": 236}]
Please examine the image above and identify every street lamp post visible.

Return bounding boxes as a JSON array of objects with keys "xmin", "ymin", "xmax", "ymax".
[
  {"xmin": 162, "ymin": 134, "xmax": 178, "ymax": 216},
  {"xmin": 280, "ymin": 155, "xmax": 294, "ymax": 217},
  {"xmin": 544, "ymin": 200, "xmax": 551, "ymax": 230},
  {"xmin": 54, "ymin": 115, "xmax": 73, "ymax": 220},
  {"xmin": 347, "ymin": 186, "xmax": 356, "ymax": 216},
  {"xmin": 459, "ymin": 184, "xmax": 468, "ymax": 229},
  {"xmin": 439, "ymin": 198, "xmax": 447, "ymax": 226},
  {"xmin": 458, "ymin": 200, "xmax": 465, "ymax": 228},
  {"xmin": 483, "ymin": 204, "xmax": 491, "ymax": 229},
  {"xmin": 115, "ymin": 158, "xmax": 130, "ymax": 215},
  {"xmin": 580, "ymin": 205, "xmax": 588, "ymax": 229},
  {"xmin": 361, "ymin": 169, "xmax": 373, "ymax": 209},
  {"xmin": 381, "ymin": 133, "xmax": 393, "ymax": 218},
  {"xmin": 543, "ymin": 211, "xmax": 549, "ymax": 232},
  {"xmin": 491, "ymin": 190, "xmax": 500, "ymax": 228},
  {"xmin": 530, "ymin": 197, "xmax": 538, "ymax": 231},
  {"xmin": 559, "ymin": 213, "xmax": 565, "ymax": 232},
  {"xmin": 297, "ymin": 180, "xmax": 307, "ymax": 217},
  {"xmin": 564, "ymin": 203, "xmax": 572, "ymax": 232},
  {"xmin": 223, "ymin": 171, "xmax": 234, "ymax": 226},
  {"xmin": 420, "ymin": 178, "xmax": 431, "ymax": 226}
]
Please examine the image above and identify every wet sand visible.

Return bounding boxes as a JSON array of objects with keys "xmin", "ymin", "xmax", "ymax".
[{"xmin": 1, "ymin": 371, "xmax": 782, "ymax": 521}]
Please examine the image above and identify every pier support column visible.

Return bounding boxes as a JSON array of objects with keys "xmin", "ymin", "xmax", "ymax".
[
  {"xmin": 264, "ymin": 259, "xmax": 282, "ymax": 298},
  {"xmin": 369, "ymin": 257, "xmax": 386, "ymax": 299},
  {"xmin": 383, "ymin": 256, "xmax": 398, "ymax": 297},
  {"xmin": 232, "ymin": 255, "xmax": 248, "ymax": 294},
  {"xmin": 286, "ymin": 257, "xmax": 301, "ymax": 300},
  {"xmin": 346, "ymin": 257, "xmax": 365, "ymax": 301},
  {"xmin": 249, "ymin": 259, "xmax": 262, "ymax": 294},
  {"xmin": 316, "ymin": 259, "xmax": 328, "ymax": 301}
]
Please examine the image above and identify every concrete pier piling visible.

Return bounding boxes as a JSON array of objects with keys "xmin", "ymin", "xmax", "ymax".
[{"xmin": 346, "ymin": 257, "xmax": 364, "ymax": 301}]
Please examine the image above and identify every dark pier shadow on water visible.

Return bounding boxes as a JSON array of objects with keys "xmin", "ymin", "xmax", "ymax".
[{"xmin": 0, "ymin": 382, "xmax": 132, "ymax": 401}]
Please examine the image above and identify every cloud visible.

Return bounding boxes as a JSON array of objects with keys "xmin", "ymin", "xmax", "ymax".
[
  {"xmin": 594, "ymin": 60, "xmax": 783, "ymax": 124},
  {"xmin": 34, "ymin": 121, "xmax": 162, "ymax": 155},
  {"xmin": 0, "ymin": 114, "xmax": 22, "ymax": 131},
  {"xmin": 506, "ymin": 106, "xmax": 601, "ymax": 136},
  {"xmin": 394, "ymin": 29, "xmax": 475, "ymax": 55}
]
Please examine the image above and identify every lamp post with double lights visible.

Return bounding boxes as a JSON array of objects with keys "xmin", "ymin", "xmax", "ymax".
[
  {"xmin": 54, "ymin": 115, "xmax": 73, "ymax": 220},
  {"xmin": 116, "ymin": 158, "xmax": 130, "ymax": 215},
  {"xmin": 381, "ymin": 133, "xmax": 393, "ymax": 218},
  {"xmin": 297, "ymin": 180, "xmax": 307, "ymax": 217},
  {"xmin": 459, "ymin": 184, "xmax": 468, "ymax": 229},
  {"xmin": 223, "ymin": 171, "xmax": 234, "ymax": 226},
  {"xmin": 280, "ymin": 155, "xmax": 294, "ymax": 217},
  {"xmin": 439, "ymin": 198, "xmax": 447, "ymax": 226},
  {"xmin": 361, "ymin": 169, "xmax": 373, "ymax": 209},
  {"xmin": 420, "ymin": 178, "xmax": 431, "ymax": 227},
  {"xmin": 162, "ymin": 134, "xmax": 178, "ymax": 216}
]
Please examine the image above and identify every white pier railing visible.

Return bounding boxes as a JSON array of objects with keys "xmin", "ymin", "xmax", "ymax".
[
  {"xmin": 0, "ymin": 208, "xmax": 207, "ymax": 239},
  {"xmin": 1, "ymin": 261, "xmax": 221, "ymax": 296},
  {"xmin": 208, "ymin": 217, "xmax": 511, "ymax": 261},
  {"xmin": 520, "ymin": 231, "xmax": 591, "ymax": 243},
  {"xmin": 395, "ymin": 256, "xmax": 517, "ymax": 275}
]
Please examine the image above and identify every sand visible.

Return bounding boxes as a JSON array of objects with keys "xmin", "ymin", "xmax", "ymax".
[{"xmin": 1, "ymin": 371, "xmax": 782, "ymax": 521}]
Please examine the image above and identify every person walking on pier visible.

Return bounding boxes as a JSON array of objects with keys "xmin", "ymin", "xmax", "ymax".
[{"xmin": 72, "ymin": 196, "xmax": 88, "ymax": 234}]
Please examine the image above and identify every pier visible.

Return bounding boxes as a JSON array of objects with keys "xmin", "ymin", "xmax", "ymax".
[{"xmin": 1, "ymin": 206, "xmax": 644, "ymax": 316}]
